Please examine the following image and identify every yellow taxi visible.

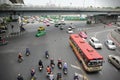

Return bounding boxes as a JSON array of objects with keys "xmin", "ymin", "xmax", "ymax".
[{"xmin": 38, "ymin": 26, "xmax": 45, "ymax": 31}]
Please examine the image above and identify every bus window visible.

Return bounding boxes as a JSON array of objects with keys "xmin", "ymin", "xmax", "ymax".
[{"xmin": 88, "ymin": 60, "xmax": 103, "ymax": 67}]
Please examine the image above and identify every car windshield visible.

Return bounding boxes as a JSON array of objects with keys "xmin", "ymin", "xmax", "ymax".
[
  {"xmin": 108, "ymin": 41, "xmax": 114, "ymax": 45},
  {"xmin": 94, "ymin": 40, "xmax": 100, "ymax": 43}
]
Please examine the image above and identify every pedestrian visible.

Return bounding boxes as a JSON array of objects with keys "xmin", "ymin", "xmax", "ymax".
[
  {"xmin": 11, "ymin": 24, "xmax": 14, "ymax": 33},
  {"xmin": 11, "ymin": 25, "xmax": 14, "ymax": 29},
  {"xmin": 104, "ymin": 25, "xmax": 106, "ymax": 28}
]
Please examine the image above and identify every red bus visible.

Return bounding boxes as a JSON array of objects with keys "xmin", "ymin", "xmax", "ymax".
[{"xmin": 69, "ymin": 34, "xmax": 103, "ymax": 72}]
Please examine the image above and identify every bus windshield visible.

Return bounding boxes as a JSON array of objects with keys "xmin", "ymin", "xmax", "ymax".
[{"xmin": 88, "ymin": 60, "xmax": 103, "ymax": 67}]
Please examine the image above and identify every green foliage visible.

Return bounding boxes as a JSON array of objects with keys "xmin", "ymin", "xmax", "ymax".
[
  {"xmin": 115, "ymin": 6, "xmax": 120, "ymax": 9},
  {"xmin": 0, "ymin": 3, "xmax": 11, "ymax": 9}
]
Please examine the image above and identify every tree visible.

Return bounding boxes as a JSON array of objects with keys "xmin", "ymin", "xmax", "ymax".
[{"xmin": 115, "ymin": 6, "xmax": 120, "ymax": 9}]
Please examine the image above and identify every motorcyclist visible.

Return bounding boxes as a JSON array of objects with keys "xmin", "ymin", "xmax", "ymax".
[
  {"xmin": 18, "ymin": 52, "xmax": 23, "ymax": 61},
  {"xmin": 49, "ymin": 72, "xmax": 54, "ymax": 80},
  {"xmin": 57, "ymin": 59, "xmax": 62, "ymax": 67},
  {"xmin": 46, "ymin": 66, "xmax": 51, "ymax": 74},
  {"xmin": 74, "ymin": 73, "xmax": 79, "ymax": 80},
  {"xmin": 45, "ymin": 50, "xmax": 49, "ymax": 58},
  {"xmin": 31, "ymin": 68, "xmax": 35, "ymax": 77},
  {"xmin": 57, "ymin": 73, "xmax": 62, "ymax": 80},
  {"xmin": 50, "ymin": 58, "xmax": 55, "ymax": 67},
  {"xmin": 38, "ymin": 60, "xmax": 43, "ymax": 68},
  {"xmin": 17, "ymin": 74, "xmax": 24, "ymax": 80},
  {"xmin": 25, "ymin": 48, "xmax": 30, "ymax": 56},
  {"xmin": 63, "ymin": 62, "xmax": 68, "ymax": 70}
]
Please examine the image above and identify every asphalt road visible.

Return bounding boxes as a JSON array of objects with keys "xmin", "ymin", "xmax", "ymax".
[
  {"xmin": 86, "ymin": 24, "xmax": 120, "ymax": 80},
  {"xmin": 0, "ymin": 21, "xmax": 120, "ymax": 80}
]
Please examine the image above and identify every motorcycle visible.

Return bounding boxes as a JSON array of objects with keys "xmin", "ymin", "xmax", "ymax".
[
  {"xmin": 48, "ymin": 73, "xmax": 54, "ymax": 80},
  {"xmin": 31, "ymin": 75, "xmax": 37, "ymax": 80},
  {"xmin": 18, "ymin": 57, "xmax": 23, "ymax": 63},
  {"xmin": 74, "ymin": 73, "xmax": 79, "ymax": 80},
  {"xmin": 45, "ymin": 51, "xmax": 49, "ymax": 59},
  {"xmin": 57, "ymin": 73, "xmax": 62, "ymax": 80},
  {"xmin": 50, "ymin": 63, "xmax": 55, "ymax": 69},
  {"xmin": 63, "ymin": 68, "xmax": 67, "ymax": 75},
  {"xmin": 46, "ymin": 54, "xmax": 49, "ymax": 59},
  {"xmin": 26, "ymin": 52, "xmax": 30, "ymax": 56},
  {"xmin": 74, "ymin": 76, "xmax": 79, "ymax": 80},
  {"xmin": 58, "ymin": 63, "xmax": 62, "ymax": 69},
  {"xmin": 39, "ymin": 65, "xmax": 43, "ymax": 71},
  {"xmin": 46, "ymin": 72, "xmax": 51, "ymax": 78}
]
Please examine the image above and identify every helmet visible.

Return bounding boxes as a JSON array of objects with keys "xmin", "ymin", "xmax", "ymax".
[
  {"xmin": 58, "ymin": 58, "xmax": 61, "ymax": 61},
  {"xmin": 18, "ymin": 73, "xmax": 21, "ymax": 76},
  {"xmin": 31, "ymin": 68, "xmax": 35, "ymax": 72},
  {"xmin": 64, "ymin": 62, "xmax": 67, "ymax": 65},
  {"xmin": 18, "ymin": 52, "xmax": 22, "ymax": 56},
  {"xmin": 51, "ymin": 58, "xmax": 54, "ymax": 60},
  {"xmin": 46, "ymin": 50, "xmax": 48, "ymax": 52},
  {"xmin": 74, "ymin": 73, "xmax": 78, "ymax": 76},
  {"xmin": 26, "ymin": 48, "xmax": 29, "ymax": 50},
  {"xmin": 19, "ymin": 52, "xmax": 22, "ymax": 55}
]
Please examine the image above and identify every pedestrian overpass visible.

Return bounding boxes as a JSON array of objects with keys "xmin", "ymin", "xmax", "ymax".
[
  {"xmin": 0, "ymin": 6, "xmax": 120, "ymax": 24},
  {"xmin": 0, "ymin": 6, "xmax": 120, "ymax": 16}
]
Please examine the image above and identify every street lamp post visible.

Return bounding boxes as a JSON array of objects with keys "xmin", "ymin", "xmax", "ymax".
[
  {"xmin": 70, "ymin": 2, "xmax": 72, "ymax": 7},
  {"xmin": 83, "ymin": 0, "xmax": 85, "ymax": 8}
]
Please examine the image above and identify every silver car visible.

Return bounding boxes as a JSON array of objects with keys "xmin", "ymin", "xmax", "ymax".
[
  {"xmin": 108, "ymin": 55, "xmax": 120, "ymax": 70},
  {"xmin": 105, "ymin": 40, "xmax": 116, "ymax": 50}
]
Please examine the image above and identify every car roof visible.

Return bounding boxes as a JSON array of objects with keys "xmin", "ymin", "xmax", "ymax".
[
  {"xmin": 110, "ymin": 55, "xmax": 120, "ymax": 61},
  {"xmin": 114, "ymin": 56, "xmax": 120, "ymax": 61},
  {"xmin": 107, "ymin": 40, "xmax": 113, "ymax": 43},
  {"xmin": 79, "ymin": 31, "xmax": 85, "ymax": 34},
  {"xmin": 91, "ymin": 37, "xmax": 99, "ymax": 41}
]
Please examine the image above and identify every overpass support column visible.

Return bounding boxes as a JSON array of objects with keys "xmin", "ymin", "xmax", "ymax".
[{"xmin": 86, "ymin": 16, "xmax": 94, "ymax": 24}]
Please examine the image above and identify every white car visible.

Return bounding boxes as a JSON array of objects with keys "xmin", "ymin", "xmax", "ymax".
[
  {"xmin": 68, "ymin": 27, "xmax": 72, "ymax": 30},
  {"xmin": 50, "ymin": 21, "xmax": 54, "ymax": 24},
  {"xmin": 108, "ymin": 55, "xmax": 120, "ymax": 70},
  {"xmin": 105, "ymin": 40, "xmax": 116, "ymax": 50},
  {"xmin": 67, "ymin": 30, "xmax": 73, "ymax": 34},
  {"xmin": 89, "ymin": 37, "xmax": 103, "ymax": 49},
  {"xmin": 69, "ymin": 25, "xmax": 75, "ymax": 29}
]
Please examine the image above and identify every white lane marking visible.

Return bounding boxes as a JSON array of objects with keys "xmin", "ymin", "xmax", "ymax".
[
  {"xmin": 71, "ymin": 64, "xmax": 82, "ymax": 70},
  {"xmin": 94, "ymin": 29, "xmax": 113, "ymax": 38},
  {"xmin": 77, "ymin": 27, "xmax": 94, "ymax": 31},
  {"xmin": 108, "ymin": 31, "xmax": 120, "ymax": 47}
]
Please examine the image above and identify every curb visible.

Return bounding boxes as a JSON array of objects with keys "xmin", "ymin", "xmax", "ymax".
[
  {"xmin": 5, "ymin": 31, "xmax": 26, "ymax": 39},
  {"xmin": 109, "ymin": 31, "xmax": 120, "ymax": 47}
]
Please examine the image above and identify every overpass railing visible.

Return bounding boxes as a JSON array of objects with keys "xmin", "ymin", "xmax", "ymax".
[{"xmin": 0, "ymin": 5, "xmax": 120, "ymax": 12}]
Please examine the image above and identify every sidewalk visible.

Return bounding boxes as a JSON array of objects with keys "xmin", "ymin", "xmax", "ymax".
[{"xmin": 2, "ymin": 22, "xmax": 26, "ymax": 39}]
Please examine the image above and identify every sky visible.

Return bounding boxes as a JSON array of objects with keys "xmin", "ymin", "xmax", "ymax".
[{"xmin": 24, "ymin": 0, "xmax": 120, "ymax": 7}]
